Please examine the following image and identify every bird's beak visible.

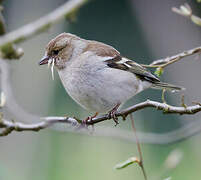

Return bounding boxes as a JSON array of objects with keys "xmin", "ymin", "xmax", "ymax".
[{"xmin": 39, "ymin": 55, "xmax": 50, "ymax": 65}]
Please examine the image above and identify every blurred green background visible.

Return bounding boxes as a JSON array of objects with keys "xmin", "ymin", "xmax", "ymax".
[{"xmin": 1, "ymin": 0, "xmax": 201, "ymax": 179}]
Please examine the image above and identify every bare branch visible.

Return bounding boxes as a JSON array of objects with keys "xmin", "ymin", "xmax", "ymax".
[
  {"xmin": 1, "ymin": 99, "xmax": 201, "ymax": 136},
  {"xmin": 130, "ymin": 114, "xmax": 147, "ymax": 180},
  {"xmin": 142, "ymin": 46, "xmax": 201, "ymax": 68},
  {"xmin": 0, "ymin": 116, "xmax": 78, "ymax": 136},
  {"xmin": 0, "ymin": 0, "xmax": 87, "ymax": 59},
  {"xmin": 0, "ymin": 0, "xmax": 87, "ymax": 47}
]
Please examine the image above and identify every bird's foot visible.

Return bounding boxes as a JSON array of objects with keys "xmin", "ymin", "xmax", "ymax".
[
  {"xmin": 82, "ymin": 112, "xmax": 99, "ymax": 125},
  {"xmin": 108, "ymin": 103, "xmax": 120, "ymax": 126},
  {"xmin": 76, "ymin": 112, "xmax": 99, "ymax": 131}
]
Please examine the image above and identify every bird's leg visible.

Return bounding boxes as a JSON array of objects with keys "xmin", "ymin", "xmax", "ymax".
[
  {"xmin": 108, "ymin": 103, "xmax": 121, "ymax": 126},
  {"xmin": 76, "ymin": 112, "xmax": 99, "ymax": 131},
  {"xmin": 84, "ymin": 112, "xmax": 98, "ymax": 134},
  {"xmin": 82, "ymin": 112, "xmax": 99, "ymax": 125}
]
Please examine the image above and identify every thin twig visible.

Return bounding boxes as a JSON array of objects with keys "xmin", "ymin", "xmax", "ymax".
[
  {"xmin": 143, "ymin": 46, "xmax": 201, "ymax": 68},
  {"xmin": 130, "ymin": 114, "xmax": 147, "ymax": 180}
]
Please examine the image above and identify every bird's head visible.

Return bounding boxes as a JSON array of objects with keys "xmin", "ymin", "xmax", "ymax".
[
  {"xmin": 39, "ymin": 33, "xmax": 87, "ymax": 79},
  {"xmin": 39, "ymin": 33, "xmax": 81, "ymax": 70}
]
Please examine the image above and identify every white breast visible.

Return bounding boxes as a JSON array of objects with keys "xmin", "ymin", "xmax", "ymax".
[{"xmin": 57, "ymin": 52, "xmax": 151, "ymax": 113}]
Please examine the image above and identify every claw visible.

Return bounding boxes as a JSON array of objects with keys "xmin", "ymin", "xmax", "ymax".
[
  {"xmin": 108, "ymin": 103, "xmax": 121, "ymax": 126},
  {"xmin": 108, "ymin": 111, "xmax": 119, "ymax": 126},
  {"xmin": 76, "ymin": 112, "xmax": 99, "ymax": 131}
]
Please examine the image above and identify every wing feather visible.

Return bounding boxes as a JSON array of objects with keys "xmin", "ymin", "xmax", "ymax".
[{"xmin": 105, "ymin": 56, "xmax": 160, "ymax": 83}]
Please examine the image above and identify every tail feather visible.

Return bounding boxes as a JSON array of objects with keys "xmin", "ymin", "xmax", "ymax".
[{"xmin": 151, "ymin": 81, "xmax": 185, "ymax": 92}]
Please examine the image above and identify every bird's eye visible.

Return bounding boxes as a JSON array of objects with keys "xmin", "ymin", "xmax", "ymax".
[{"xmin": 52, "ymin": 50, "xmax": 59, "ymax": 55}]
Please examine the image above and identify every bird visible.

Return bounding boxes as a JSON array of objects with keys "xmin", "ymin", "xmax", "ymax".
[{"xmin": 39, "ymin": 33, "xmax": 183, "ymax": 124}]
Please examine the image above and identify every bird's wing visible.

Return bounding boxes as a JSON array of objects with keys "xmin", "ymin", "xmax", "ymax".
[
  {"xmin": 104, "ymin": 55, "xmax": 160, "ymax": 83},
  {"xmin": 84, "ymin": 41, "xmax": 160, "ymax": 83}
]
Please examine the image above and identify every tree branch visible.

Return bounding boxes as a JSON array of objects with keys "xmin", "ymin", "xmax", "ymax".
[
  {"xmin": 0, "ymin": 0, "xmax": 87, "ymax": 47},
  {"xmin": 1, "ymin": 99, "xmax": 201, "ymax": 136},
  {"xmin": 0, "ymin": 116, "xmax": 77, "ymax": 136},
  {"xmin": 142, "ymin": 46, "xmax": 201, "ymax": 68},
  {"xmin": 0, "ymin": 0, "xmax": 87, "ymax": 59}
]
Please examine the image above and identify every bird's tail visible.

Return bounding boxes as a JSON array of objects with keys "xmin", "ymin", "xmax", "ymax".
[{"xmin": 151, "ymin": 81, "xmax": 185, "ymax": 92}]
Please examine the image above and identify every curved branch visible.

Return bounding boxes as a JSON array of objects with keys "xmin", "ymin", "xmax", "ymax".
[
  {"xmin": 78, "ymin": 100, "xmax": 201, "ymax": 125},
  {"xmin": 1, "ymin": 99, "xmax": 201, "ymax": 137},
  {"xmin": 142, "ymin": 46, "xmax": 201, "ymax": 68},
  {"xmin": 0, "ymin": 116, "xmax": 77, "ymax": 136},
  {"xmin": 0, "ymin": 0, "xmax": 87, "ymax": 47}
]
